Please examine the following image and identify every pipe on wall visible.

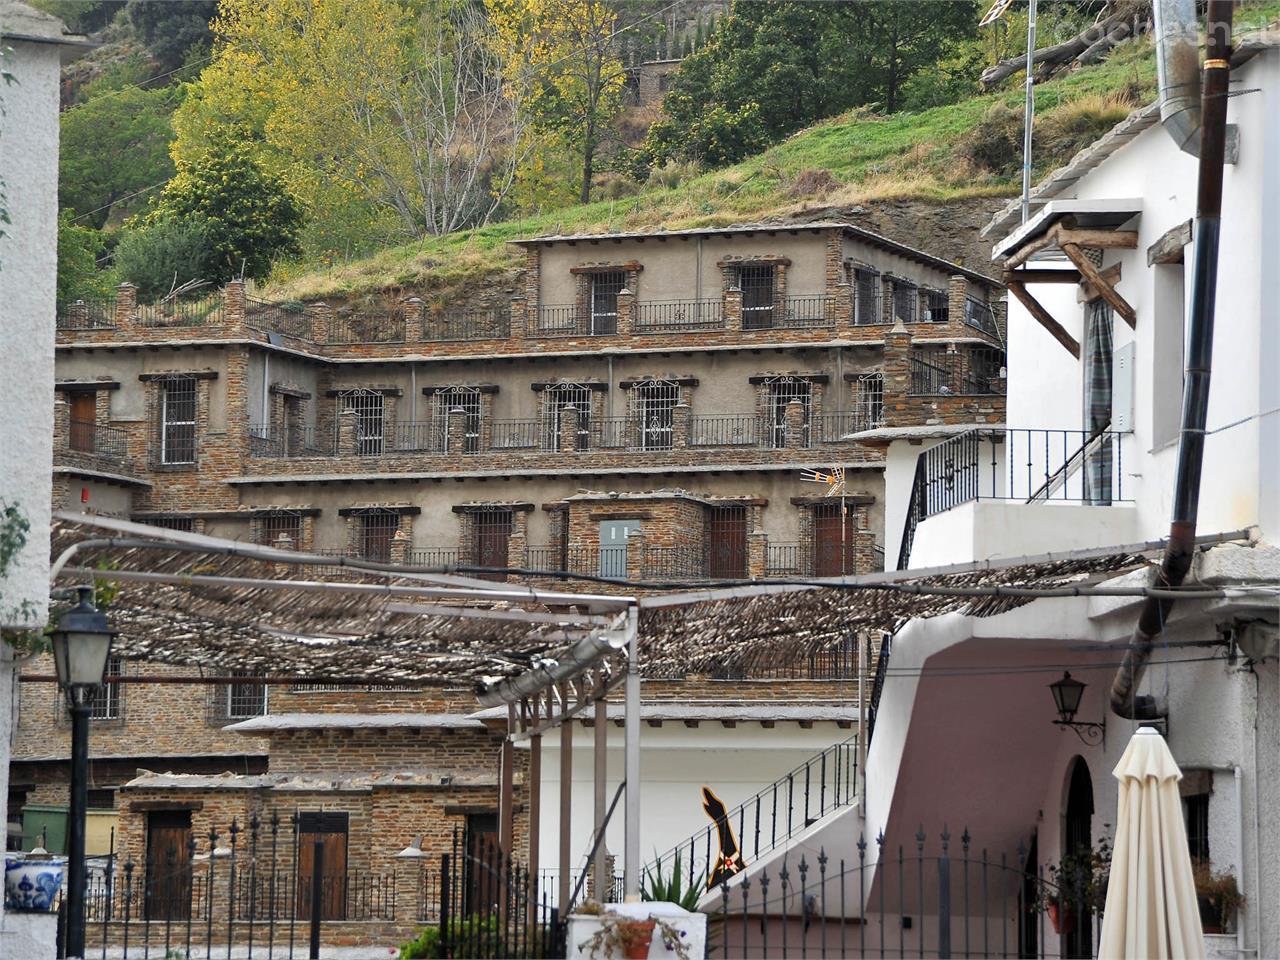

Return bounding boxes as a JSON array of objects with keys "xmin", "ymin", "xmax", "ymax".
[
  {"xmin": 1154, "ymin": 0, "xmax": 1204, "ymax": 156},
  {"xmin": 1109, "ymin": 0, "xmax": 1234, "ymax": 721}
]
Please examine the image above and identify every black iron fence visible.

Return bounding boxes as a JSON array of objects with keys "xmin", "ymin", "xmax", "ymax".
[
  {"xmin": 742, "ymin": 295, "xmax": 834, "ymax": 331},
  {"xmin": 245, "ymin": 298, "xmax": 312, "ymax": 340},
  {"xmin": 533, "ymin": 305, "xmax": 617, "ymax": 337},
  {"xmin": 64, "ymin": 420, "xmax": 130, "ymax": 463},
  {"xmin": 707, "ymin": 830, "xmax": 1096, "ymax": 960},
  {"xmin": 135, "ymin": 294, "xmax": 225, "ymax": 328},
  {"xmin": 77, "ymin": 819, "xmax": 562, "ymax": 959},
  {"xmin": 965, "ymin": 296, "xmax": 1002, "ymax": 338},
  {"xmin": 909, "ymin": 347, "xmax": 1006, "ymax": 396},
  {"xmin": 645, "ymin": 738, "xmax": 859, "ymax": 902},
  {"xmin": 423, "ymin": 307, "xmax": 511, "ymax": 342},
  {"xmin": 633, "ymin": 299, "xmax": 724, "ymax": 332},
  {"xmin": 325, "ymin": 308, "xmax": 406, "ymax": 344},
  {"xmin": 247, "ymin": 426, "xmax": 336, "ymax": 458},
  {"xmin": 57, "ymin": 299, "xmax": 117, "ymax": 331}
]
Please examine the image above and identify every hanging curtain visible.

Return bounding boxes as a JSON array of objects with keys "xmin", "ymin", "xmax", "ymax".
[{"xmin": 1083, "ymin": 299, "xmax": 1114, "ymax": 504}]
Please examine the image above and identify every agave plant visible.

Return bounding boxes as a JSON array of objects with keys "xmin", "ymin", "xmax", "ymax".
[{"xmin": 641, "ymin": 852, "xmax": 705, "ymax": 911}]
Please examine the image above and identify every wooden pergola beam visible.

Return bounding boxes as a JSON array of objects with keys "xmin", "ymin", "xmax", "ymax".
[
  {"xmin": 1061, "ymin": 242, "xmax": 1136, "ymax": 328},
  {"xmin": 1002, "ymin": 221, "xmax": 1138, "ymax": 269},
  {"xmin": 1004, "ymin": 276, "xmax": 1081, "ymax": 358}
]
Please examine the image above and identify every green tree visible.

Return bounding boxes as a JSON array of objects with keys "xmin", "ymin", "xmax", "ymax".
[
  {"xmin": 150, "ymin": 137, "xmax": 304, "ymax": 284},
  {"xmin": 112, "ymin": 219, "xmax": 215, "ymax": 301},
  {"xmin": 642, "ymin": 0, "xmax": 977, "ymax": 169},
  {"xmin": 59, "ymin": 84, "xmax": 177, "ymax": 226},
  {"xmin": 55, "ymin": 211, "xmax": 108, "ymax": 304},
  {"xmin": 125, "ymin": 0, "xmax": 218, "ymax": 73}
]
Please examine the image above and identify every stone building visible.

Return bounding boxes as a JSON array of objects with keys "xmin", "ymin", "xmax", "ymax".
[{"xmin": 19, "ymin": 221, "xmax": 1005, "ymax": 945}]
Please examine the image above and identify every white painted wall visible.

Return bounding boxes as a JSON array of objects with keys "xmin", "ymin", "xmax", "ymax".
[{"xmin": 0, "ymin": 13, "xmax": 76, "ymax": 952}]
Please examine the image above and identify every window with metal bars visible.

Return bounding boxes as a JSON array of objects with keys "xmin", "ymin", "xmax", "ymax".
[
  {"xmin": 921, "ymin": 288, "xmax": 949, "ymax": 323},
  {"xmin": 434, "ymin": 388, "xmax": 482, "ymax": 453},
  {"xmin": 471, "ymin": 509, "xmax": 513, "ymax": 580},
  {"xmin": 138, "ymin": 517, "xmax": 195, "ymax": 532},
  {"xmin": 631, "ymin": 380, "xmax": 678, "ymax": 450},
  {"xmin": 159, "ymin": 376, "xmax": 197, "ymax": 464},
  {"xmin": 225, "ymin": 671, "xmax": 268, "ymax": 719},
  {"xmin": 740, "ymin": 265, "xmax": 776, "ymax": 329},
  {"xmin": 257, "ymin": 512, "xmax": 302, "ymax": 548},
  {"xmin": 340, "ymin": 390, "xmax": 385, "ymax": 456},
  {"xmin": 706, "ymin": 505, "xmax": 748, "ymax": 578},
  {"xmin": 891, "ymin": 279, "xmax": 918, "ymax": 323},
  {"xmin": 542, "ymin": 384, "xmax": 592, "ymax": 450},
  {"xmin": 358, "ymin": 510, "xmax": 400, "ymax": 561},
  {"xmin": 766, "ymin": 378, "xmax": 811, "ymax": 448},
  {"xmin": 1184, "ymin": 793, "xmax": 1210, "ymax": 862},
  {"xmin": 590, "ymin": 272, "xmax": 625, "ymax": 335},
  {"xmin": 88, "ymin": 657, "xmax": 123, "ymax": 720},
  {"xmin": 852, "ymin": 267, "xmax": 880, "ymax": 325},
  {"xmin": 856, "ymin": 373, "xmax": 884, "ymax": 428}
]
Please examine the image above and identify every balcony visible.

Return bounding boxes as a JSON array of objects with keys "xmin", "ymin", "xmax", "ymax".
[
  {"xmin": 54, "ymin": 420, "xmax": 143, "ymax": 482},
  {"xmin": 898, "ymin": 427, "xmax": 1137, "ymax": 569},
  {"xmin": 908, "ymin": 346, "xmax": 1006, "ymax": 396},
  {"xmin": 56, "ymin": 299, "xmax": 116, "ymax": 331}
]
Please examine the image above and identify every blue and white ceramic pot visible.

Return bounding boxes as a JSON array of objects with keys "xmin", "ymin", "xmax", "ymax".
[{"xmin": 4, "ymin": 857, "xmax": 65, "ymax": 911}]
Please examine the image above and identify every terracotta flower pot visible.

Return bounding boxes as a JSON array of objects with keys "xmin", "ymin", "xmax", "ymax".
[
  {"xmin": 622, "ymin": 919, "xmax": 656, "ymax": 959},
  {"xmin": 1047, "ymin": 902, "xmax": 1077, "ymax": 935}
]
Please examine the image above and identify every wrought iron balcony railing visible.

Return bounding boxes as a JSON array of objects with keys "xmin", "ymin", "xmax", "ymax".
[
  {"xmin": 64, "ymin": 420, "xmax": 130, "ymax": 464},
  {"xmin": 632, "ymin": 298, "xmax": 724, "ymax": 332},
  {"xmin": 57, "ymin": 299, "xmax": 116, "ymax": 331}
]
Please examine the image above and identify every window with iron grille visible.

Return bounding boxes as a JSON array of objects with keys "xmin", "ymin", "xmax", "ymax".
[
  {"xmin": 1184, "ymin": 793, "xmax": 1210, "ymax": 862},
  {"xmin": 359, "ymin": 510, "xmax": 400, "ymax": 560},
  {"xmin": 339, "ymin": 389, "xmax": 385, "ymax": 456},
  {"xmin": 590, "ymin": 272, "xmax": 625, "ymax": 335},
  {"xmin": 471, "ymin": 508, "xmax": 513, "ymax": 580},
  {"xmin": 434, "ymin": 388, "xmax": 482, "ymax": 453},
  {"xmin": 257, "ymin": 512, "xmax": 302, "ymax": 548},
  {"xmin": 631, "ymin": 380, "xmax": 678, "ymax": 450},
  {"xmin": 542, "ymin": 384, "xmax": 592, "ymax": 450},
  {"xmin": 159, "ymin": 376, "xmax": 197, "ymax": 465},
  {"xmin": 766, "ymin": 378, "xmax": 811, "ymax": 448},
  {"xmin": 891, "ymin": 279, "xmax": 918, "ymax": 323},
  {"xmin": 225, "ymin": 671, "xmax": 268, "ymax": 720},
  {"xmin": 706, "ymin": 505, "xmax": 748, "ymax": 578},
  {"xmin": 88, "ymin": 657, "xmax": 123, "ymax": 720},
  {"xmin": 740, "ymin": 265, "xmax": 776, "ymax": 330},
  {"xmin": 856, "ymin": 373, "xmax": 884, "ymax": 428},
  {"xmin": 921, "ymin": 288, "xmax": 949, "ymax": 323},
  {"xmin": 852, "ymin": 267, "xmax": 880, "ymax": 325},
  {"xmin": 138, "ymin": 516, "xmax": 195, "ymax": 532}
]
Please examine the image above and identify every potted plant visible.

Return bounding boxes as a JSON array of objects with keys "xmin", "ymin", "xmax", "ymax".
[
  {"xmin": 579, "ymin": 909, "xmax": 690, "ymax": 960},
  {"xmin": 1192, "ymin": 861, "xmax": 1244, "ymax": 934},
  {"xmin": 1040, "ymin": 837, "xmax": 1111, "ymax": 934}
]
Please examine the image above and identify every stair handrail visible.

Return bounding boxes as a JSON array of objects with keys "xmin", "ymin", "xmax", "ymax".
[{"xmin": 1023, "ymin": 423, "xmax": 1113, "ymax": 503}]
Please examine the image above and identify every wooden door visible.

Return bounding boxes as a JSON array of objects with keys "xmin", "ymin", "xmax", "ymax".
[
  {"xmin": 69, "ymin": 393, "xmax": 95, "ymax": 452},
  {"xmin": 464, "ymin": 812, "xmax": 499, "ymax": 916},
  {"xmin": 144, "ymin": 810, "xmax": 192, "ymax": 921},
  {"xmin": 813, "ymin": 505, "xmax": 854, "ymax": 577},
  {"xmin": 707, "ymin": 507, "xmax": 747, "ymax": 578},
  {"xmin": 296, "ymin": 812, "xmax": 349, "ymax": 921}
]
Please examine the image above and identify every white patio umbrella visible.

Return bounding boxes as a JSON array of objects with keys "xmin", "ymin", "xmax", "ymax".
[{"xmin": 1098, "ymin": 727, "xmax": 1205, "ymax": 959}]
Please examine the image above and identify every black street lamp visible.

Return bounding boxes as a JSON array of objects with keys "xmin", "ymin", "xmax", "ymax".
[
  {"xmin": 49, "ymin": 586, "xmax": 116, "ymax": 960},
  {"xmin": 1048, "ymin": 671, "xmax": 1106, "ymax": 746}
]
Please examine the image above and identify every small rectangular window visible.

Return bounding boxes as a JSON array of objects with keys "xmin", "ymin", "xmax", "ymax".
[
  {"xmin": 852, "ymin": 268, "xmax": 880, "ymax": 325},
  {"xmin": 892, "ymin": 280, "xmax": 917, "ymax": 323},
  {"xmin": 1184, "ymin": 793, "xmax": 1210, "ymax": 862},
  {"xmin": 159, "ymin": 376, "xmax": 197, "ymax": 465},
  {"xmin": 767, "ymin": 379, "xmax": 811, "ymax": 448},
  {"xmin": 359, "ymin": 511, "xmax": 400, "ymax": 561},
  {"xmin": 921, "ymin": 289, "xmax": 949, "ymax": 323},
  {"xmin": 340, "ymin": 390, "xmax": 385, "ymax": 457},
  {"xmin": 225, "ymin": 671, "xmax": 268, "ymax": 719},
  {"xmin": 741, "ymin": 265, "xmax": 776, "ymax": 329},
  {"xmin": 590, "ymin": 272, "xmax": 625, "ymax": 335},
  {"xmin": 257, "ymin": 513, "xmax": 302, "ymax": 548},
  {"xmin": 88, "ymin": 657, "xmax": 123, "ymax": 720},
  {"xmin": 87, "ymin": 788, "xmax": 115, "ymax": 810}
]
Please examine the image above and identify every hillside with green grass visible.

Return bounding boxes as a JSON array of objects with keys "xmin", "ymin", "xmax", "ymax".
[{"xmin": 264, "ymin": 33, "xmax": 1162, "ymax": 306}]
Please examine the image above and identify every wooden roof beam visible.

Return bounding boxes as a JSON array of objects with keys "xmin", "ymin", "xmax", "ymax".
[
  {"xmin": 1004, "ymin": 275, "xmax": 1081, "ymax": 359},
  {"xmin": 1060, "ymin": 242, "xmax": 1136, "ymax": 328}
]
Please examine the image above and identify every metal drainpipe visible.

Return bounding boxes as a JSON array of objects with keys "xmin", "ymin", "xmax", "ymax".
[{"xmin": 1109, "ymin": 0, "xmax": 1235, "ymax": 721}]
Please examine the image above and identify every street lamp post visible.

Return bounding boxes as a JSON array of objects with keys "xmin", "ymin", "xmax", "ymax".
[{"xmin": 49, "ymin": 586, "xmax": 116, "ymax": 960}]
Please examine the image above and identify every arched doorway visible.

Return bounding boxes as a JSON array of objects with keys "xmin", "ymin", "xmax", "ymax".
[{"xmin": 1063, "ymin": 757, "xmax": 1094, "ymax": 958}]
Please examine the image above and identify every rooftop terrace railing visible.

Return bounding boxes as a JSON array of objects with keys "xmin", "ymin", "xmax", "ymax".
[
  {"xmin": 64, "ymin": 419, "xmax": 130, "ymax": 464},
  {"xmin": 325, "ymin": 307, "xmax": 406, "ymax": 344},
  {"xmin": 57, "ymin": 299, "xmax": 117, "ymax": 331},
  {"xmin": 422, "ymin": 307, "xmax": 511, "ymax": 342},
  {"xmin": 135, "ymin": 292, "xmax": 225, "ymax": 328},
  {"xmin": 244, "ymin": 297, "xmax": 311, "ymax": 340},
  {"xmin": 909, "ymin": 346, "xmax": 1006, "ymax": 396},
  {"xmin": 632, "ymin": 298, "xmax": 724, "ymax": 332}
]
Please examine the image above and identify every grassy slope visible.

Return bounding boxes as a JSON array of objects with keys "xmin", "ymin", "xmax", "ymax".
[{"xmin": 264, "ymin": 2, "xmax": 1278, "ymax": 305}]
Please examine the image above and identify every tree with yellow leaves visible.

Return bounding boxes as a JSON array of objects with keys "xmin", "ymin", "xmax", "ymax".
[
  {"xmin": 489, "ymin": 0, "xmax": 628, "ymax": 204},
  {"xmin": 174, "ymin": 0, "xmax": 529, "ymax": 241}
]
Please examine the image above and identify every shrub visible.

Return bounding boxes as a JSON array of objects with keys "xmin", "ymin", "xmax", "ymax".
[
  {"xmin": 112, "ymin": 219, "xmax": 217, "ymax": 302},
  {"xmin": 955, "ymin": 102, "xmax": 1025, "ymax": 177},
  {"xmin": 645, "ymin": 160, "xmax": 701, "ymax": 192},
  {"xmin": 398, "ymin": 925, "xmax": 440, "ymax": 959},
  {"xmin": 56, "ymin": 213, "xmax": 109, "ymax": 305},
  {"xmin": 1036, "ymin": 93, "xmax": 1135, "ymax": 164},
  {"xmin": 786, "ymin": 167, "xmax": 842, "ymax": 200}
]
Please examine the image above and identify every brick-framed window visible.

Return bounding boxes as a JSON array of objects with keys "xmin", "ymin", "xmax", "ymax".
[
  {"xmin": 589, "ymin": 271, "xmax": 626, "ymax": 335},
  {"xmin": 890, "ymin": 278, "xmax": 918, "ymax": 323},
  {"xmin": 629, "ymin": 379, "xmax": 679, "ymax": 451},
  {"xmin": 225, "ymin": 671, "xmax": 268, "ymax": 720},
  {"xmin": 740, "ymin": 264, "xmax": 777, "ymax": 329},
  {"xmin": 358, "ymin": 509, "xmax": 400, "ymax": 561},
  {"xmin": 855, "ymin": 372, "xmax": 884, "ymax": 429},
  {"xmin": 138, "ymin": 516, "xmax": 196, "ymax": 532},
  {"xmin": 256, "ymin": 511, "xmax": 302, "ymax": 548},
  {"xmin": 920, "ymin": 288, "xmax": 949, "ymax": 323},
  {"xmin": 339, "ymin": 389, "xmax": 385, "ymax": 457},
  {"xmin": 433, "ymin": 387, "xmax": 482, "ymax": 453},
  {"xmin": 765, "ymin": 377, "xmax": 812, "ymax": 448},
  {"xmin": 850, "ymin": 266, "xmax": 880, "ymax": 325},
  {"xmin": 88, "ymin": 656, "xmax": 124, "ymax": 721},
  {"xmin": 158, "ymin": 375, "xmax": 198, "ymax": 465},
  {"xmin": 470, "ymin": 507, "xmax": 513, "ymax": 580},
  {"xmin": 542, "ymin": 383, "xmax": 592, "ymax": 450}
]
